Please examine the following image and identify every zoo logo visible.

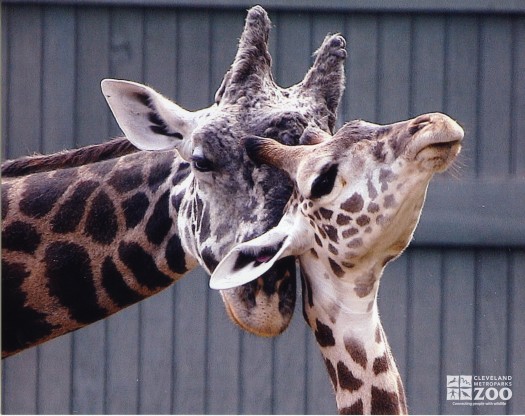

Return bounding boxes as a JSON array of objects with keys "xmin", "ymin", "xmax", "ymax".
[
  {"xmin": 447, "ymin": 375, "xmax": 513, "ymax": 402},
  {"xmin": 447, "ymin": 375, "xmax": 473, "ymax": 400}
]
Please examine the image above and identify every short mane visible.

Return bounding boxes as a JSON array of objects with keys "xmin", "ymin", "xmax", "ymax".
[{"xmin": 2, "ymin": 137, "xmax": 138, "ymax": 177}]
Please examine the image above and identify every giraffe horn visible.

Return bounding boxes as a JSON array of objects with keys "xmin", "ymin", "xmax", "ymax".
[{"xmin": 217, "ymin": 6, "xmax": 275, "ymax": 104}]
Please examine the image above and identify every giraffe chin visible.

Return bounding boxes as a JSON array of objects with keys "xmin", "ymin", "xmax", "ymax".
[{"xmin": 219, "ymin": 257, "xmax": 296, "ymax": 337}]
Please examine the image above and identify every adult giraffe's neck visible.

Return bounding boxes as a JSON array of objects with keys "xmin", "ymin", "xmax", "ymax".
[
  {"xmin": 2, "ymin": 149, "xmax": 198, "ymax": 357},
  {"xmin": 300, "ymin": 256, "xmax": 407, "ymax": 415}
]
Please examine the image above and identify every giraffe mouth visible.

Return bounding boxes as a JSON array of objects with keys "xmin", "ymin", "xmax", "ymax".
[{"xmin": 416, "ymin": 139, "xmax": 461, "ymax": 158}]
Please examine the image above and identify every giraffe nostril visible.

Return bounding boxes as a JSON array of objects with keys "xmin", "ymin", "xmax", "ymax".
[{"xmin": 408, "ymin": 115, "xmax": 432, "ymax": 135}]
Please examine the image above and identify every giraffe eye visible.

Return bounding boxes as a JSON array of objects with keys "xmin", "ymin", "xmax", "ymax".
[
  {"xmin": 192, "ymin": 146, "xmax": 214, "ymax": 172},
  {"xmin": 310, "ymin": 164, "xmax": 338, "ymax": 199},
  {"xmin": 192, "ymin": 155, "xmax": 214, "ymax": 172}
]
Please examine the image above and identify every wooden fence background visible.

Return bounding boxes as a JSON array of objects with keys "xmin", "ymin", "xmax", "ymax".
[{"xmin": 2, "ymin": 1, "xmax": 524, "ymax": 414}]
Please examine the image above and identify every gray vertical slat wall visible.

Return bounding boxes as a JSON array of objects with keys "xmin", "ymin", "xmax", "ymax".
[{"xmin": 1, "ymin": 1, "xmax": 524, "ymax": 415}]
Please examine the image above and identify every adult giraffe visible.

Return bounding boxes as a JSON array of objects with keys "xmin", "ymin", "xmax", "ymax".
[{"xmin": 1, "ymin": 6, "xmax": 346, "ymax": 357}]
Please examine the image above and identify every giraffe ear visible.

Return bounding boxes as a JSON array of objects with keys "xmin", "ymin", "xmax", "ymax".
[
  {"xmin": 210, "ymin": 215, "xmax": 304, "ymax": 290},
  {"xmin": 101, "ymin": 79, "xmax": 199, "ymax": 158},
  {"xmin": 244, "ymin": 136, "xmax": 304, "ymax": 180}
]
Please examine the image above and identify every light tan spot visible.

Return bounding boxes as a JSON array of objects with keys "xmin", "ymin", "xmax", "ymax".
[
  {"xmin": 347, "ymin": 238, "xmax": 363, "ymax": 248},
  {"xmin": 384, "ymin": 194, "xmax": 396, "ymax": 208}
]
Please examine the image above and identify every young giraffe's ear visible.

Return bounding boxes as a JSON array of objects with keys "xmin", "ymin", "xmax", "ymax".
[
  {"xmin": 244, "ymin": 136, "xmax": 305, "ymax": 179},
  {"xmin": 101, "ymin": 79, "xmax": 198, "ymax": 159}
]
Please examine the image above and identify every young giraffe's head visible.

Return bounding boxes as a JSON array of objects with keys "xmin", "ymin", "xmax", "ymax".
[
  {"xmin": 211, "ymin": 112, "xmax": 462, "ymax": 413},
  {"xmin": 210, "ymin": 112, "xmax": 463, "ymax": 295},
  {"xmin": 101, "ymin": 6, "xmax": 346, "ymax": 336}
]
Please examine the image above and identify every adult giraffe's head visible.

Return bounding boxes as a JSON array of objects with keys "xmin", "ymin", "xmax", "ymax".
[{"xmin": 101, "ymin": 6, "xmax": 346, "ymax": 336}]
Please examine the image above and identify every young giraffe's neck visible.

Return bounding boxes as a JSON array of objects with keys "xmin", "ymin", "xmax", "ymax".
[
  {"xmin": 2, "ymin": 150, "xmax": 198, "ymax": 357},
  {"xmin": 300, "ymin": 256, "xmax": 407, "ymax": 415}
]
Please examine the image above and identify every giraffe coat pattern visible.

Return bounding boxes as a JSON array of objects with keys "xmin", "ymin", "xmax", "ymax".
[{"xmin": 1, "ymin": 6, "xmax": 347, "ymax": 357}]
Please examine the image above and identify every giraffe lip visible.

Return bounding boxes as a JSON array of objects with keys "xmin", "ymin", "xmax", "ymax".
[{"xmin": 415, "ymin": 139, "xmax": 461, "ymax": 159}]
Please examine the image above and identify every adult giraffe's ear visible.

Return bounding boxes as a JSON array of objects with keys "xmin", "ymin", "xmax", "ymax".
[
  {"xmin": 101, "ymin": 79, "xmax": 201, "ymax": 160},
  {"xmin": 210, "ymin": 215, "xmax": 310, "ymax": 290}
]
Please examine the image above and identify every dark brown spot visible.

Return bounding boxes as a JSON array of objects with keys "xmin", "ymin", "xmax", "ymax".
[
  {"xmin": 342, "ymin": 228, "xmax": 359, "ymax": 239},
  {"xmin": 323, "ymin": 224, "xmax": 339, "ymax": 242},
  {"xmin": 337, "ymin": 361, "xmax": 363, "ymax": 392},
  {"xmin": 171, "ymin": 162, "xmax": 190, "ymax": 186},
  {"xmin": 108, "ymin": 165, "xmax": 143, "ymax": 193},
  {"xmin": 344, "ymin": 337, "xmax": 368, "ymax": 369},
  {"xmin": 310, "ymin": 248, "xmax": 319, "ymax": 258},
  {"xmin": 368, "ymin": 202, "xmax": 380, "ymax": 213},
  {"xmin": 171, "ymin": 192, "xmax": 184, "ymax": 212},
  {"xmin": 372, "ymin": 141, "xmax": 386, "ymax": 162},
  {"xmin": 356, "ymin": 215, "xmax": 370, "ymax": 227},
  {"xmin": 340, "ymin": 399, "xmax": 364, "ymax": 415},
  {"xmin": 319, "ymin": 207, "xmax": 334, "ymax": 220},
  {"xmin": 301, "ymin": 269, "xmax": 314, "ymax": 309},
  {"xmin": 340, "ymin": 192, "xmax": 364, "ymax": 213},
  {"xmin": 325, "ymin": 358, "xmax": 337, "ymax": 389},
  {"xmin": 165, "ymin": 234, "xmax": 187, "ymax": 274},
  {"xmin": 342, "ymin": 261, "xmax": 355, "ymax": 269},
  {"xmin": 371, "ymin": 386, "xmax": 400, "ymax": 415},
  {"xmin": 314, "ymin": 233, "xmax": 323, "ymax": 247},
  {"xmin": 20, "ymin": 173, "xmax": 70, "ymax": 219},
  {"xmin": 122, "ymin": 192, "xmax": 150, "ymax": 229},
  {"xmin": 101, "ymin": 257, "xmax": 143, "ymax": 308},
  {"xmin": 329, "ymin": 258, "xmax": 345, "ymax": 278},
  {"xmin": 373, "ymin": 354, "xmax": 390, "ymax": 375},
  {"xmin": 317, "ymin": 225, "xmax": 327, "ymax": 239},
  {"xmin": 328, "ymin": 244, "xmax": 338, "ymax": 256},
  {"xmin": 3, "ymin": 221, "xmax": 41, "ymax": 254},
  {"xmin": 84, "ymin": 191, "xmax": 118, "ymax": 245},
  {"xmin": 336, "ymin": 213, "xmax": 351, "ymax": 226},
  {"xmin": 314, "ymin": 319, "xmax": 335, "ymax": 347},
  {"xmin": 45, "ymin": 242, "xmax": 107, "ymax": 324},
  {"xmin": 51, "ymin": 180, "xmax": 99, "ymax": 234},
  {"xmin": 119, "ymin": 242, "xmax": 172, "ymax": 290},
  {"xmin": 147, "ymin": 154, "xmax": 173, "ymax": 192},
  {"xmin": 145, "ymin": 191, "xmax": 172, "ymax": 245},
  {"xmin": 2, "ymin": 260, "xmax": 57, "ymax": 355}
]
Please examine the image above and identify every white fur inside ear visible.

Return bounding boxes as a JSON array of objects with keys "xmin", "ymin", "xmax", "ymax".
[
  {"xmin": 209, "ymin": 224, "xmax": 296, "ymax": 290},
  {"xmin": 210, "ymin": 215, "xmax": 312, "ymax": 290},
  {"xmin": 101, "ymin": 79, "xmax": 196, "ymax": 152}
]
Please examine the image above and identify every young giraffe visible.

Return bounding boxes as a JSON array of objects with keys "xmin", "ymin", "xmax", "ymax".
[
  {"xmin": 211, "ymin": 113, "xmax": 464, "ymax": 414},
  {"xmin": 1, "ymin": 6, "xmax": 347, "ymax": 358}
]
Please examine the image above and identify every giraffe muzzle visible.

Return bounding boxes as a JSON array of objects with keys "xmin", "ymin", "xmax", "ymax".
[{"xmin": 406, "ymin": 112, "xmax": 464, "ymax": 169}]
